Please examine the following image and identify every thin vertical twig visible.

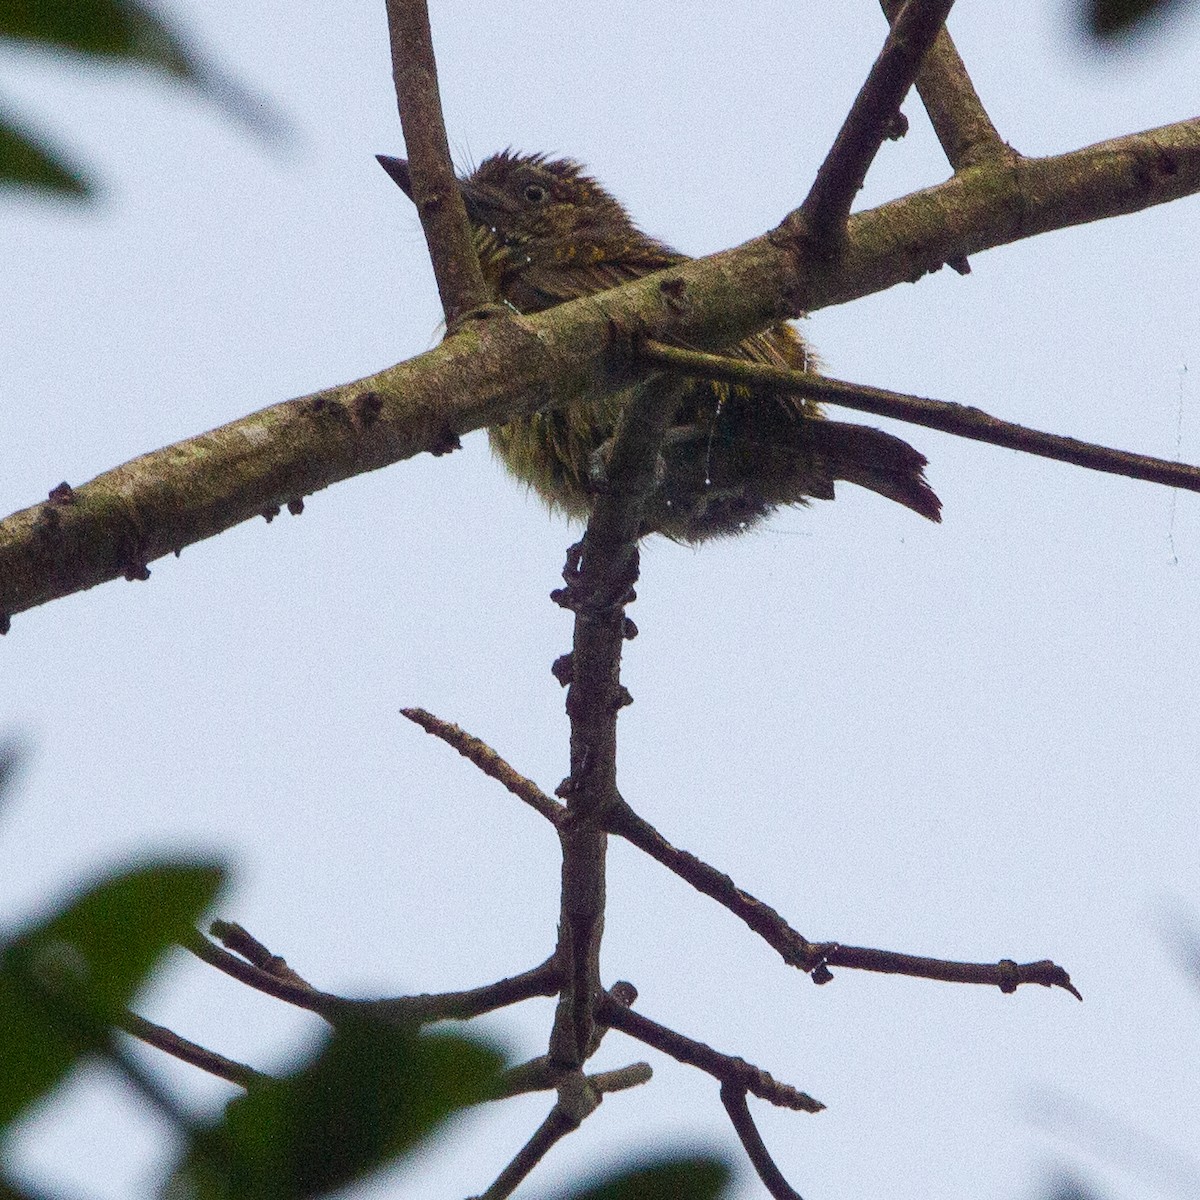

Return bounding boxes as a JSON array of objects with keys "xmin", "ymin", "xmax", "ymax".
[
  {"xmin": 548, "ymin": 379, "xmax": 686, "ymax": 1068},
  {"xmin": 383, "ymin": 0, "xmax": 488, "ymax": 323}
]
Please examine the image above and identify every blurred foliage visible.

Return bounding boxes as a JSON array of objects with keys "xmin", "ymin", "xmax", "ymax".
[
  {"xmin": 1042, "ymin": 1170, "xmax": 1108, "ymax": 1200},
  {"xmin": 0, "ymin": 860, "xmax": 224, "ymax": 1131},
  {"xmin": 0, "ymin": 0, "xmax": 286, "ymax": 199},
  {"xmin": 0, "ymin": 762, "xmax": 726, "ymax": 1199},
  {"xmin": 169, "ymin": 1018, "xmax": 504, "ymax": 1200},
  {"xmin": 1085, "ymin": 0, "xmax": 1194, "ymax": 37},
  {"xmin": 542, "ymin": 1155, "xmax": 732, "ymax": 1200}
]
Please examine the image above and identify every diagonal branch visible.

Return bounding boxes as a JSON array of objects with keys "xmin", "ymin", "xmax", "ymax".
[
  {"xmin": 401, "ymin": 706, "xmax": 566, "ymax": 826},
  {"xmin": 604, "ymin": 796, "xmax": 822, "ymax": 970},
  {"xmin": 880, "ymin": 0, "xmax": 1009, "ymax": 170},
  {"xmin": 3, "ymin": 116, "xmax": 1199, "ymax": 627},
  {"xmin": 476, "ymin": 1073, "xmax": 602, "ymax": 1200},
  {"xmin": 185, "ymin": 926, "xmax": 339, "ymax": 1016},
  {"xmin": 383, "ymin": 0, "xmax": 487, "ymax": 323},
  {"xmin": 596, "ymin": 989, "xmax": 824, "ymax": 1113},
  {"xmin": 721, "ymin": 1084, "xmax": 806, "ymax": 1200},
  {"xmin": 118, "ymin": 1009, "xmax": 267, "ymax": 1089},
  {"xmin": 606, "ymin": 794, "xmax": 1080, "ymax": 998},
  {"xmin": 640, "ymin": 342, "xmax": 1200, "ymax": 497},
  {"xmin": 801, "ymin": 0, "xmax": 957, "ymax": 249},
  {"xmin": 395, "ymin": 709, "xmax": 1080, "ymax": 998}
]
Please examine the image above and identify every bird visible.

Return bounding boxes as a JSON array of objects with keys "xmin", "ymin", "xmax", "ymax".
[{"xmin": 378, "ymin": 150, "xmax": 940, "ymax": 542}]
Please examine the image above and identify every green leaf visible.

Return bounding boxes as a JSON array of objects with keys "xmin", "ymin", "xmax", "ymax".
[
  {"xmin": 0, "ymin": 117, "xmax": 89, "ymax": 197},
  {"xmin": 0, "ymin": 1175, "xmax": 66, "ymax": 1200},
  {"xmin": 0, "ymin": 861, "xmax": 224, "ymax": 1128},
  {"xmin": 549, "ymin": 1156, "xmax": 733, "ymax": 1200},
  {"xmin": 0, "ymin": 0, "xmax": 195, "ymax": 80},
  {"xmin": 169, "ymin": 1019, "xmax": 503, "ymax": 1199},
  {"xmin": 1086, "ymin": 0, "xmax": 1188, "ymax": 37}
]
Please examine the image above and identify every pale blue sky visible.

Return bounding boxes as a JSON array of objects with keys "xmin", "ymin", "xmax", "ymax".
[{"xmin": 3, "ymin": 3, "xmax": 1200, "ymax": 1198}]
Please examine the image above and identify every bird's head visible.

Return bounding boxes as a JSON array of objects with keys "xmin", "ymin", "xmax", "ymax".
[{"xmin": 377, "ymin": 150, "xmax": 643, "ymax": 261}]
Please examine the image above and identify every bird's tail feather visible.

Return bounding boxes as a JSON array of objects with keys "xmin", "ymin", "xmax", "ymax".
[{"xmin": 806, "ymin": 420, "xmax": 942, "ymax": 523}]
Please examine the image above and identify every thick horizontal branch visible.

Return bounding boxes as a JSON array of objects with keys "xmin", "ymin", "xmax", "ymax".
[
  {"xmin": 641, "ymin": 342, "xmax": 1200, "ymax": 495},
  {"xmin": 4, "ymin": 116, "xmax": 1198, "ymax": 625}
]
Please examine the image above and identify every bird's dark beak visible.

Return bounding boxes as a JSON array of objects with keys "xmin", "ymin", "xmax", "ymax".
[
  {"xmin": 376, "ymin": 153, "xmax": 495, "ymax": 223},
  {"xmin": 376, "ymin": 154, "xmax": 414, "ymax": 201}
]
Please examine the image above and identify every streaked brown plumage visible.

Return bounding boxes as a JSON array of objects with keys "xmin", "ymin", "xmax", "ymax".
[{"xmin": 379, "ymin": 150, "xmax": 940, "ymax": 541}]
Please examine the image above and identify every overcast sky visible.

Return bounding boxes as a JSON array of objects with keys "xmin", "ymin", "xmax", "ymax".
[{"xmin": 3, "ymin": 3, "xmax": 1200, "ymax": 1199}]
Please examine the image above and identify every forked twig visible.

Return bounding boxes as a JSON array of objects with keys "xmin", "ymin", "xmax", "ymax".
[
  {"xmin": 800, "ymin": 0, "xmax": 958, "ymax": 248},
  {"xmin": 404, "ymin": 709, "xmax": 1080, "ymax": 997},
  {"xmin": 879, "ymin": 0, "xmax": 1009, "ymax": 170},
  {"xmin": 475, "ymin": 1073, "xmax": 602, "ymax": 1200},
  {"xmin": 187, "ymin": 925, "xmax": 563, "ymax": 1024}
]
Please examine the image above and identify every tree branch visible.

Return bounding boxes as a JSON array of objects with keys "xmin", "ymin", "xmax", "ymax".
[
  {"xmin": 383, "ymin": 0, "xmax": 488, "ymax": 323},
  {"xmin": 401, "ymin": 706, "xmax": 566, "ymax": 827},
  {"xmin": 547, "ymin": 377, "xmax": 685, "ymax": 1068},
  {"xmin": 186, "ymin": 925, "xmax": 563, "ymax": 1024},
  {"xmin": 391, "ymin": 710, "xmax": 1080, "ymax": 998},
  {"xmin": 640, "ymin": 342, "xmax": 1200, "ymax": 497},
  {"xmin": 819, "ymin": 946, "xmax": 1081, "ymax": 999},
  {"xmin": 801, "ymin": 0, "xmax": 957, "ymax": 249},
  {"xmin": 117, "ymin": 1010, "xmax": 267, "ymax": 1089},
  {"xmin": 880, "ymin": 0, "xmax": 1009, "ymax": 170},
  {"xmin": 4, "ymin": 116, "xmax": 1199, "ymax": 627},
  {"xmin": 721, "ymin": 1083, "xmax": 806, "ymax": 1200},
  {"xmin": 596, "ymin": 989, "xmax": 824, "ymax": 1112},
  {"xmin": 495, "ymin": 1055, "xmax": 651, "ymax": 1100},
  {"xmin": 604, "ymin": 796, "xmax": 822, "ymax": 970},
  {"xmin": 475, "ymin": 1074, "xmax": 601, "ymax": 1200},
  {"xmin": 606, "ymin": 795, "xmax": 1080, "ymax": 998}
]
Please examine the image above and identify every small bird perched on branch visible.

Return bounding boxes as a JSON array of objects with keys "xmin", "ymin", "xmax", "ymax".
[{"xmin": 378, "ymin": 150, "xmax": 940, "ymax": 541}]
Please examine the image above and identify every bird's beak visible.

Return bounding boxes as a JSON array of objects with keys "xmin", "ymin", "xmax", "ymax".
[
  {"xmin": 376, "ymin": 154, "xmax": 500, "ymax": 224},
  {"xmin": 376, "ymin": 154, "xmax": 414, "ymax": 201}
]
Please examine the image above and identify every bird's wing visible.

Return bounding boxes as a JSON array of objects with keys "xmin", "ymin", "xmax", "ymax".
[{"xmin": 515, "ymin": 245, "xmax": 685, "ymax": 308}]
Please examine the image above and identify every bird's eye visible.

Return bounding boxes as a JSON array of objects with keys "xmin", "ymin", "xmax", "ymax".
[{"xmin": 523, "ymin": 183, "xmax": 547, "ymax": 203}]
